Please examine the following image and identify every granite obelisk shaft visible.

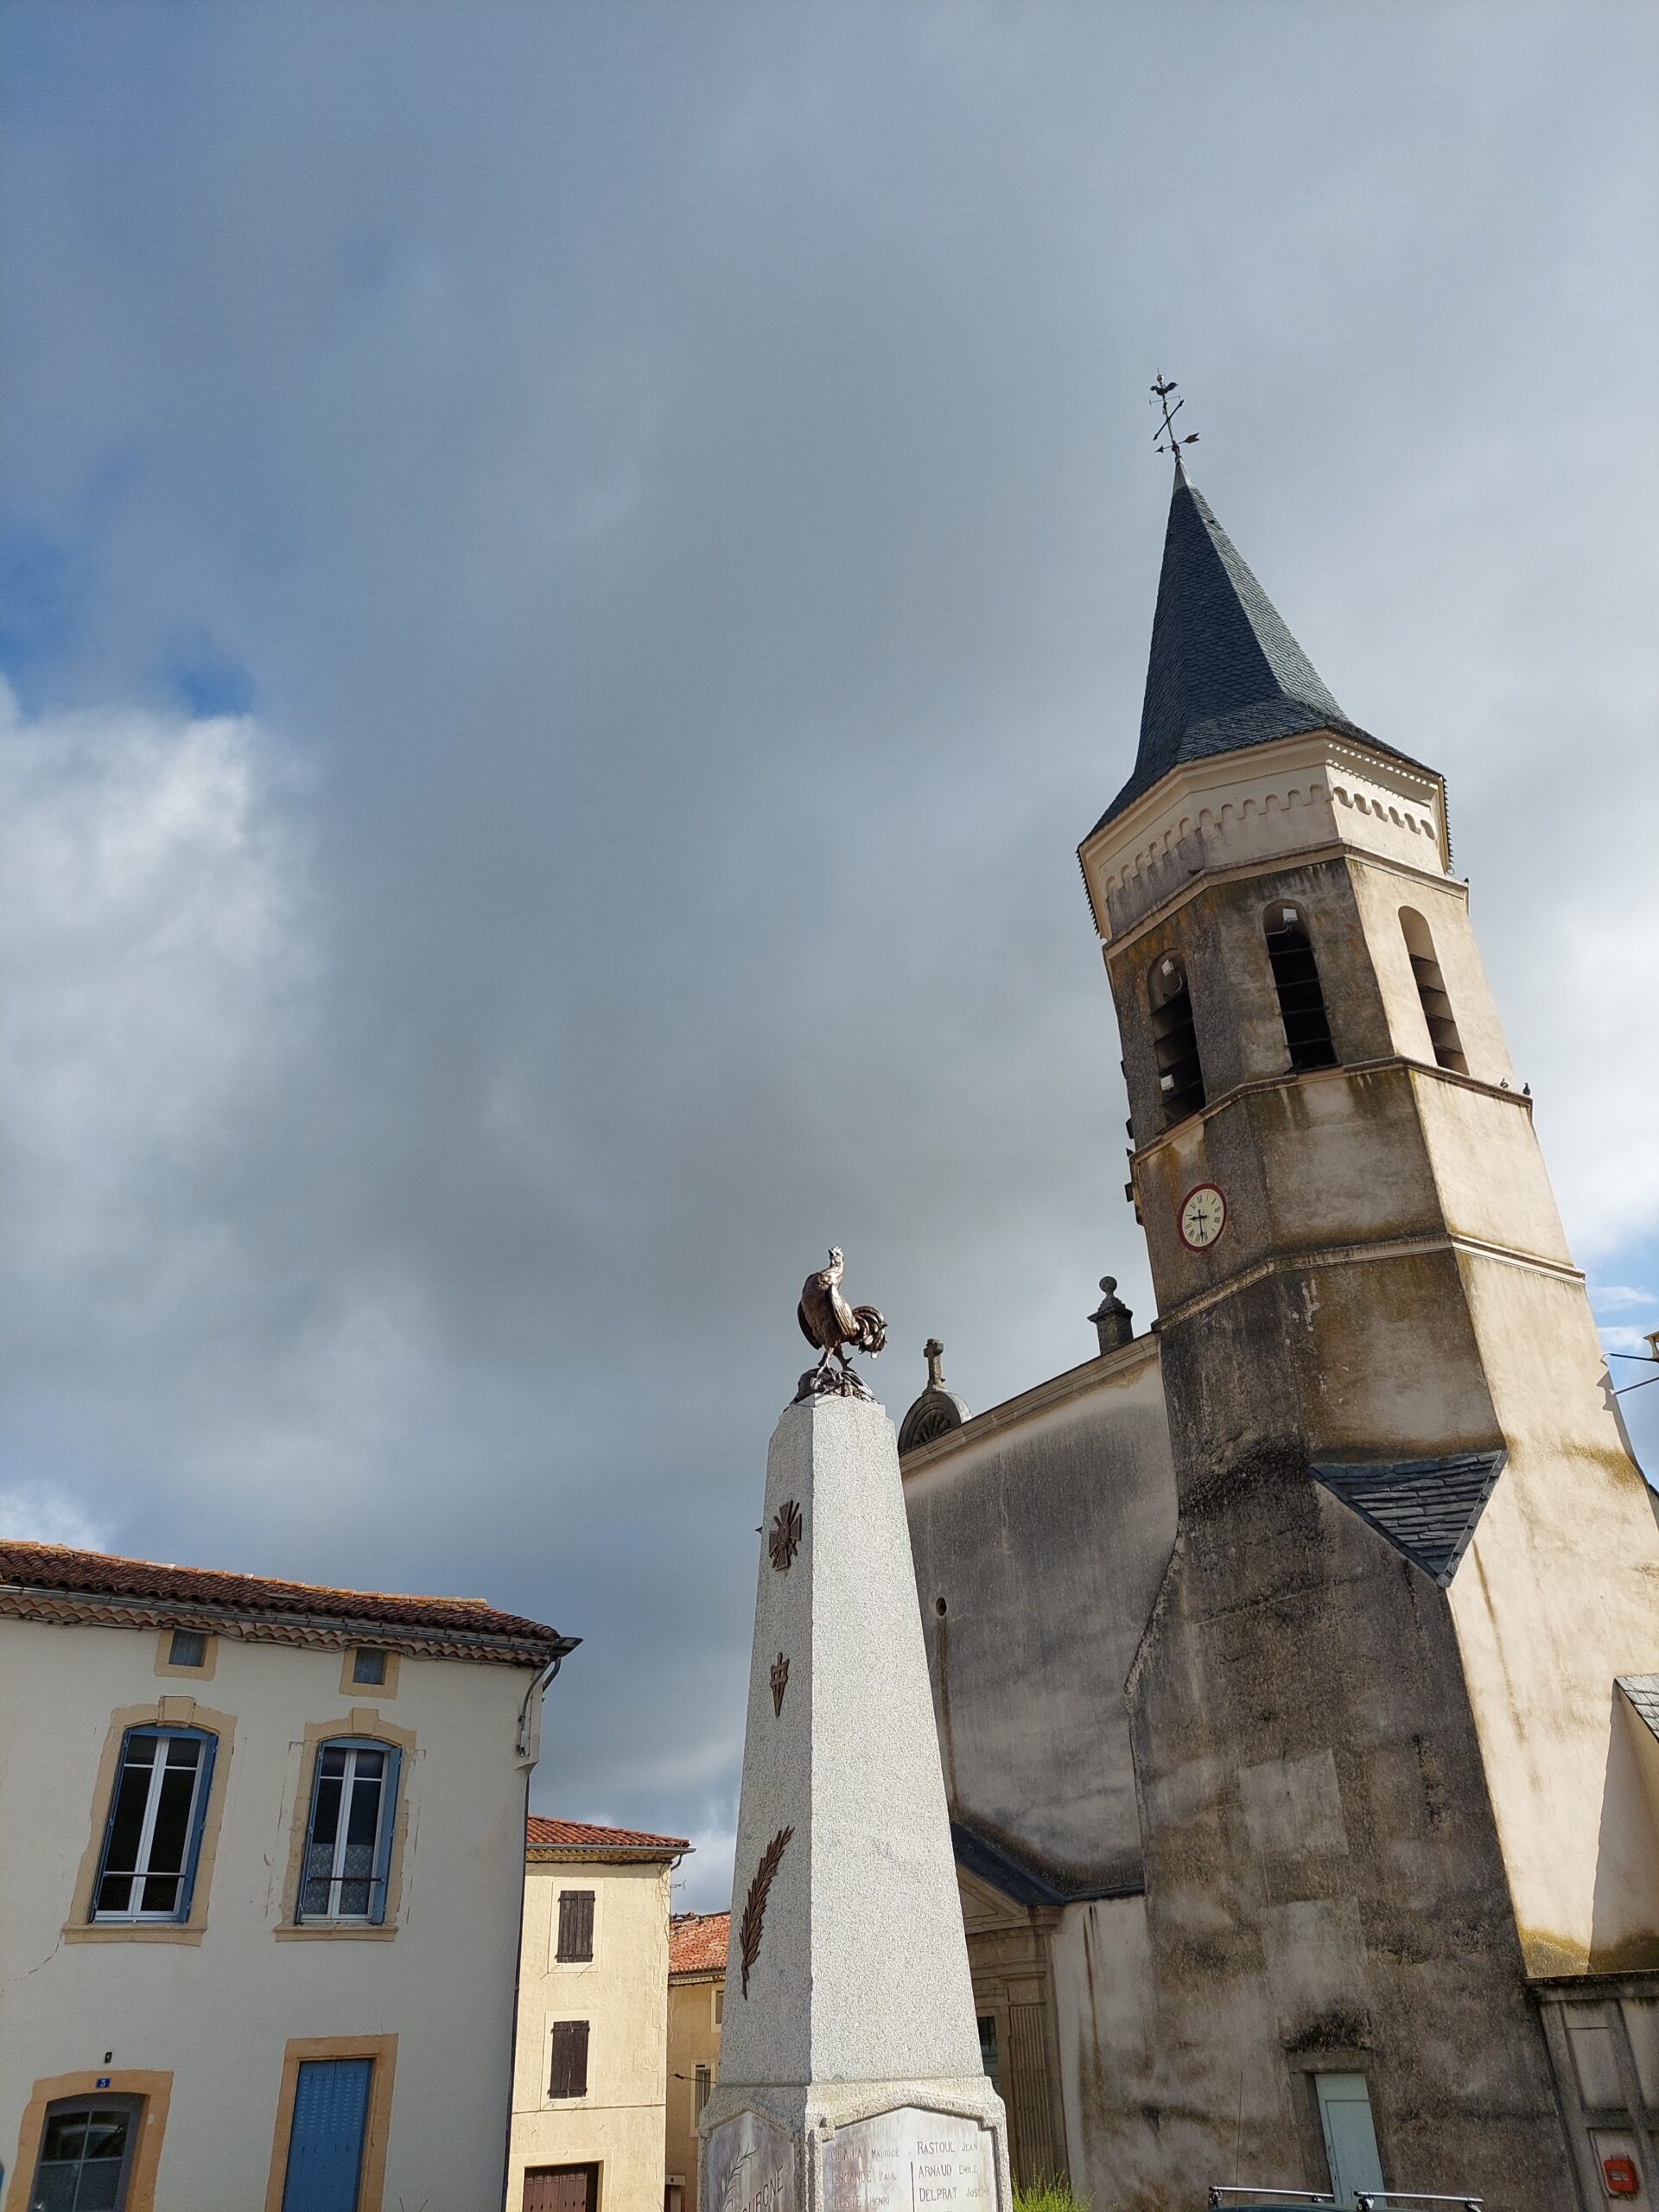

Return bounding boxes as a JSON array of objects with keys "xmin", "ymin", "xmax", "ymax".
[{"xmin": 700, "ymin": 1395, "xmax": 1010, "ymax": 2212}]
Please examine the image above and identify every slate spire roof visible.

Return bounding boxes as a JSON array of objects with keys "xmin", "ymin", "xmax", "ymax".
[
  {"xmin": 1313, "ymin": 1449, "xmax": 1507, "ymax": 1587},
  {"xmin": 1091, "ymin": 460, "xmax": 1414, "ymax": 834}
]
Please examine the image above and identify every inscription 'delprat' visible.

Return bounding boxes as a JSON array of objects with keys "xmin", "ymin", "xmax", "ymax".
[{"xmin": 820, "ymin": 2107, "xmax": 995, "ymax": 2212}]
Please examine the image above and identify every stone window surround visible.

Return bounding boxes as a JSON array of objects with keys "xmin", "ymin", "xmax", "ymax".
[
  {"xmin": 61, "ymin": 1700, "xmax": 237, "ymax": 1947},
  {"xmin": 261, "ymin": 2034, "xmax": 397, "ymax": 2212},
  {"xmin": 1282, "ymin": 2048, "xmax": 1395, "ymax": 2203},
  {"xmin": 153, "ymin": 1628, "xmax": 218, "ymax": 1681},
  {"xmin": 274, "ymin": 1709, "xmax": 418, "ymax": 1942},
  {"xmin": 4, "ymin": 2070, "xmax": 174, "ymax": 2212},
  {"xmin": 338, "ymin": 1645, "xmax": 402, "ymax": 1698}
]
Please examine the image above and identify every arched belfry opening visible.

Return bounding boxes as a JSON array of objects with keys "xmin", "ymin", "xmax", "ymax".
[
  {"xmin": 1263, "ymin": 903, "xmax": 1338, "ymax": 1071},
  {"xmin": 1149, "ymin": 953, "xmax": 1205, "ymax": 1126},
  {"xmin": 1400, "ymin": 907, "xmax": 1467, "ymax": 1073}
]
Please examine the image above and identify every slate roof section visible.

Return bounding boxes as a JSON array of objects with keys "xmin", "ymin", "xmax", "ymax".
[
  {"xmin": 1091, "ymin": 463, "xmax": 1425, "ymax": 834},
  {"xmin": 0, "ymin": 1537, "xmax": 577, "ymax": 1668},
  {"xmin": 1313, "ymin": 1449, "xmax": 1507, "ymax": 1586},
  {"xmin": 951, "ymin": 1820, "xmax": 1141, "ymax": 1908},
  {"xmin": 1617, "ymin": 1678, "xmax": 1659, "ymax": 1745},
  {"xmin": 527, "ymin": 1816, "xmax": 690, "ymax": 1862},
  {"xmin": 669, "ymin": 1910, "xmax": 730, "ymax": 1976}
]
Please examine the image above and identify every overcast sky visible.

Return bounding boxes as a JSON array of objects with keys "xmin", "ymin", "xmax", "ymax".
[{"xmin": 2, "ymin": 3, "xmax": 1655, "ymax": 1908}]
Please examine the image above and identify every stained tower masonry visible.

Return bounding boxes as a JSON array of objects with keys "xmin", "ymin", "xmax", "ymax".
[{"xmin": 1066, "ymin": 454, "xmax": 1659, "ymax": 2200}]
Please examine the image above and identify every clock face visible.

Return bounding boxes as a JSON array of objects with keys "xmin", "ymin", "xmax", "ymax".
[{"xmin": 1179, "ymin": 1183, "xmax": 1227, "ymax": 1251}]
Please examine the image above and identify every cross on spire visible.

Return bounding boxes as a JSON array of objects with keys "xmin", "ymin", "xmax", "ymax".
[{"xmin": 1151, "ymin": 373, "xmax": 1200, "ymax": 463}]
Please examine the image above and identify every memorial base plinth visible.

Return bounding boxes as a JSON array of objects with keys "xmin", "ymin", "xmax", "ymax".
[{"xmin": 700, "ymin": 2077, "xmax": 1012, "ymax": 2212}]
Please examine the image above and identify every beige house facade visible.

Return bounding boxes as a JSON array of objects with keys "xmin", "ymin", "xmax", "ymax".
[
  {"xmin": 0, "ymin": 1536, "xmax": 574, "ymax": 2212},
  {"xmin": 509, "ymin": 1819, "xmax": 688, "ymax": 2212},
  {"xmin": 664, "ymin": 1910, "xmax": 727, "ymax": 2212},
  {"xmin": 894, "ymin": 461, "xmax": 1659, "ymax": 2209}
]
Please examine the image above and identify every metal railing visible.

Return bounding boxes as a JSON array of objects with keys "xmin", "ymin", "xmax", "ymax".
[
  {"xmin": 1206, "ymin": 2192, "xmax": 1483, "ymax": 2211},
  {"xmin": 1357, "ymin": 2197, "xmax": 1483, "ymax": 2211},
  {"xmin": 1207, "ymin": 2193, "xmax": 1336, "ymax": 2208}
]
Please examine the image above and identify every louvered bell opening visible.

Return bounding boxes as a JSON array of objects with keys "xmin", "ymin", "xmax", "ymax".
[
  {"xmin": 1149, "ymin": 963, "xmax": 1205, "ymax": 1128},
  {"xmin": 1408, "ymin": 952, "xmax": 1468, "ymax": 1073},
  {"xmin": 1265, "ymin": 916, "xmax": 1337, "ymax": 1072}
]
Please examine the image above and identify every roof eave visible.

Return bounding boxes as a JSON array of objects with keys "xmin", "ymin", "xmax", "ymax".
[
  {"xmin": 0, "ymin": 1579, "xmax": 579, "ymax": 1670},
  {"xmin": 526, "ymin": 1844, "xmax": 689, "ymax": 1866}
]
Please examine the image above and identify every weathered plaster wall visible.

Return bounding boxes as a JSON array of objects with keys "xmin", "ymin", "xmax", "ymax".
[
  {"xmin": 665, "ymin": 1975, "xmax": 722, "ymax": 2211},
  {"xmin": 902, "ymin": 1344, "xmax": 1177, "ymax": 1893},
  {"xmin": 0, "ymin": 1616, "xmax": 536, "ymax": 2212},
  {"xmin": 510, "ymin": 1858, "xmax": 673, "ymax": 2212},
  {"xmin": 1111, "ymin": 1391, "xmax": 1578, "ymax": 2209},
  {"xmin": 1447, "ymin": 1255, "xmax": 1659, "ymax": 1974}
]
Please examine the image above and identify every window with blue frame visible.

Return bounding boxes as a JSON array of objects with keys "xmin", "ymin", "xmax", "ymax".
[
  {"xmin": 297, "ymin": 1738, "xmax": 401, "ymax": 1924},
  {"xmin": 92, "ymin": 1726, "xmax": 216, "ymax": 1923}
]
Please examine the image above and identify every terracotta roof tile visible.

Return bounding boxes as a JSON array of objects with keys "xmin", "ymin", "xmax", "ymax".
[
  {"xmin": 0, "ymin": 1538, "xmax": 575, "ymax": 1668},
  {"xmin": 670, "ymin": 1910, "xmax": 730, "ymax": 1975},
  {"xmin": 526, "ymin": 1816, "xmax": 690, "ymax": 1859}
]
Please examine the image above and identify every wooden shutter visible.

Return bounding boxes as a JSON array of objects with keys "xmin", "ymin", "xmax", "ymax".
[
  {"xmin": 548, "ymin": 2020, "xmax": 590, "ymax": 2098},
  {"xmin": 556, "ymin": 1889, "xmax": 595, "ymax": 1961},
  {"xmin": 524, "ymin": 2164, "xmax": 596, "ymax": 2212}
]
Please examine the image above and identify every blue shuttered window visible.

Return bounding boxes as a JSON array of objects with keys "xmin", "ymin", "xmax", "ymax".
[
  {"xmin": 296, "ymin": 1738, "xmax": 401, "ymax": 1925},
  {"xmin": 282, "ymin": 2058, "xmax": 373, "ymax": 2212},
  {"xmin": 92, "ymin": 1726, "xmax": 217, "ymax": 1923}
]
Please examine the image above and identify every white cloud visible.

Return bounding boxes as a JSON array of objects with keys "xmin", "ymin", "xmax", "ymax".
[
  {"xmin": 0, "ymin": 1478, "xmax": 113, "ymax": 1552},
  {"xmin": 0, "ymin": 681, "xmax": 314, "ymax": 1302},
  {"xmin": 1602, "ymin": 1325, "xmax": 1659, "ymax": 1357},
  {"xmin": 1487, "ymin": 861, "xmax": 1659, "ymax": 1262}
]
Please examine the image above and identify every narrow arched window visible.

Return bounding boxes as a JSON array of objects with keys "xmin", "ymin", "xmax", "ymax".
[
  {"xmin": 1149, "ymin": 952, "xmax": 1205, "ymax": 1126},
  {"xmin": 1399, "ymin": 909, "xmax": 1466, "ymax": 1073},
  {"xmin": 1264, "ymin": 903, "xmax": 1338, "ymax": 1071}
]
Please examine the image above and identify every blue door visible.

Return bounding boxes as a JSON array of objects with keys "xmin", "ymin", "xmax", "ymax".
[
  {"xmin": 1314, "ymin": 2072, "xmax": 1385, "ymax": 2209},
  {"xmin": 282, "ymin": 2059, "xmax": 372, "ymax": 2212}
]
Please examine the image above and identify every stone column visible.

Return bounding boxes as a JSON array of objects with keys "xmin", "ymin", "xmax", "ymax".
[{"xmin": 700, "ymin": 1395, "xmax": 1011, "ymax": 2212}]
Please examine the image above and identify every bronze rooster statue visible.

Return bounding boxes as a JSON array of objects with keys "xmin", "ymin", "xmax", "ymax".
[{"xmin": 795, "ymin": 1246, "xmax": 887, "ymax": 1402}]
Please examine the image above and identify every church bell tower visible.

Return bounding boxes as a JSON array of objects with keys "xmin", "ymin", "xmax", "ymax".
[{"xmin": 1075, "ymin": 450, "xmax": 1659, "ymax": 2198}]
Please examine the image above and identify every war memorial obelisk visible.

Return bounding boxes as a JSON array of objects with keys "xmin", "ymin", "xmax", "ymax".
[{"xmin": 699, "ymin": 1250, "xmax": 1011, "ymax": 2212}]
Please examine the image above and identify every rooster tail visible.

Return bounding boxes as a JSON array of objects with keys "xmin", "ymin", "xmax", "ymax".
[{"xmin": 849, "ymin": 1305, "xmax": 887, "ymax": 1356}]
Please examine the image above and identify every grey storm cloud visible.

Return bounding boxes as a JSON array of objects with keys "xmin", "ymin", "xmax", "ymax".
[{"xmin": 1, "ymin": 2, "xmax": 1656, "ymax": 1902}]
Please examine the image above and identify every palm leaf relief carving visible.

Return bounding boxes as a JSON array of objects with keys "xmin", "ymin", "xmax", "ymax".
[{"xmin": 739, "ymin": 1824, "xmax": 793, "ymax": 1997}]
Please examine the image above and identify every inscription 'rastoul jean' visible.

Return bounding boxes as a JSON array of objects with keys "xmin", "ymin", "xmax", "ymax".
[{"xmin": 821, "ymin": 2107, "xmax": 995, "ymax": 2212}]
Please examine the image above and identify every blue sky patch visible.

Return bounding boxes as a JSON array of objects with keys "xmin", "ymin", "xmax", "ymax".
[
  {"xmin": 164, "ymin": 633, "xmax": 257, "ymax": 719},
  {"xmin": 0, "ymin": 516, "xmax": 92, "ymax": 702}
]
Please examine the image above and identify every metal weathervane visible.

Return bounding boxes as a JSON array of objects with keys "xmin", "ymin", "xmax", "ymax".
[{"xmin": 1152, "ymin": 373, "xmax": 1200, "ymax": 461}]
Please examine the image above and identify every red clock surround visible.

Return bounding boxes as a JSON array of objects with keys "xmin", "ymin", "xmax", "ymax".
[{"xmin": 1178, "ymin": 1183, "xmax": 1227, "ymax": 1252}]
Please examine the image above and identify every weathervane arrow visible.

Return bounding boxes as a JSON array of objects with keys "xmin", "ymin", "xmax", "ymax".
[{"xmin": 1151, "ymin": 372, "xmax": 1201, "ymax": 460}]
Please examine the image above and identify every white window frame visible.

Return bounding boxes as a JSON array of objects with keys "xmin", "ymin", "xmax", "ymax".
[
  {"xmin": 92, "ymin": 1727, "xmax": 213, "ymax": 1925},
  {"xmin": 297, "ymin": 1738, "xmax": 397, "ymax": 1925}
]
